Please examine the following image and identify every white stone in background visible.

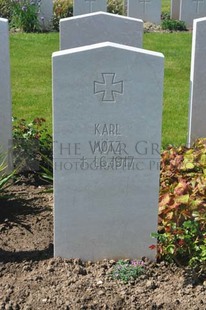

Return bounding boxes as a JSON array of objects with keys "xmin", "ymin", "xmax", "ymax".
[
  {"xmin": 171, "ymin": 0, "xmax": 180, "ymax": 20},
  {"xmin": 127, "ymin": 0, "xmax": 161, "ymax": 25},
  {"xmin": 36, "ymin": 0, "xmax": 53, "ymax": 30},
  {"xmin": 124, "ymin": 0, "xmax": 128, "ymax": 15},
  {"xmin": 180, "ymin": 0, "xmax": 206, "ymax": 28},
  {"xmin": 188, "ymin": 17, "xmax": 206, "ymax": 146},
  {"xmin": 0, "ymin": 18, "xmax": 12, "ymax": 173},
  {"xmin": 60, "ymin": 12, "xmax": 143, "ymax": 50},
  {"xmin": 73, "ymin": 0, "xmax": 107, "ymax": 16},
  {"xmin": 53, "ymin": 42, "xmax": 164, "ymax": 261}
]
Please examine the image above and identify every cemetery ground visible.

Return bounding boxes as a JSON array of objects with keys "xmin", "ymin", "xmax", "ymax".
[
  {"xmin": 0, "ymin": 179, "xmax": 205, "ymax": 310},
  {"xmin": 1, "ymin": 16, "xmax": 205, "ymax": 309}
]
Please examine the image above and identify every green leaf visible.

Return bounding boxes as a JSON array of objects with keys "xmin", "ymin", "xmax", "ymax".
[
  {"xmin": 175, "ymin": 194, "xmax": 189, "ymax": 204},
  {"xmin": 166, "ymin": 245, "xmax": 175, "ymax": 254}
]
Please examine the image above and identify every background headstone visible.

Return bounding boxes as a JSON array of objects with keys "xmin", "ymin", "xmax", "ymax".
[
  {"xmin": 60, "ymin": 12, "xmax": 143, "ymax": 50},
  {"xmin": 0, "ymin": 18, "xmax": 12, "ymax": 172},
  {"xmin": 180, "ymin": 0, "xmax": 206, "ymax": 28},
  {"xmin": 127, "ymin": 0, "xmax": 161, "ymax": 25},
  {"xmin": 171, "ymin": 0, "xmax": 180, "ymax": 20},
  {"xmin": 53, "ymin": 42, "xmax": 164, "ymax": 261},
  {"xmin": 73, "ymin": 0, "xmax": 107, "ymax": 16},
  {"xmin": 37, "ymin": 0, "xmax": 53, "ymax": 31},
  {"xmin": 188, "ymin": 17, "xmax": 206, "ymax": 146},
  {"xmin": 124, "ymin": 0, "xmax": 128, "ymax": 15}
]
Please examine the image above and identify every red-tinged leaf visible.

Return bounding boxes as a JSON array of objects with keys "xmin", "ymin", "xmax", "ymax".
[
  {"xmin": 181, "ymin": 210, "xmax": 191, "ymax": 219},
  {"xmin": 178, "ymin": 240, "xmax": 185, "ymax": 246},
  {"xmin": 164, "ymin": 226, "xmax": 171, "ymax": 232},
  {"xmin": 149, "ymin": 245, "xmax": 156, "ymax": 250},
  {"xmin": 159, "ymin": 193, "xmax": 172, "ymax": 207},
  {"xmin": 174, "ymin": 179, "xmax": 189, "ymax": 196},
  {"xmin": 166, "ymin": 212, "xmax": 174, "ymax": 220},
  {"xmin": 168, "ymin": 201, "xmax": 180, "ymax": 210},
  {"xmin": 171, "ymin": 155, "xmax": 183, "ymax": 169}
]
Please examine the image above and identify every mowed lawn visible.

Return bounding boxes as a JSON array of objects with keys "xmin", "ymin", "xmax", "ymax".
[
  {"xmin": 144, "ymin": 32, "xmax": 192, "ymax": 147},
  {"xmin": 10, "ymin": 5, "xmax": 192, "ymax": 147},
  {"xmin": 162, "ymin": 0, "xmax": 170, "ymax": 12},
  {"xmin": 10, "ymin": 33, "xmax": 59, "ymax": 131}
]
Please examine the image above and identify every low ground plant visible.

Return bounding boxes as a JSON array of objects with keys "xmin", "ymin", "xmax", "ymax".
[
  {"xmin": 0, "ymin": 154, "xmax": 14, "ymax": 198},
  {"xmin": 151, "ymin": 138, "xmax": 206, "ymax": 275},
  {"xmin": 161, "ymin": 18, "xmax": 187, "ymax": 31},
  {"xmin": 0, "ymin": 0, "xmax": 12, "ymax": 20},
  {"xmin": 111, "ymin": 259, "xmax": 145, "ymax": 283},
  {"xmin": 53, "ymin": 0, "xmax": 73, "ymax": 31},
  {"xmin": 13, "ymin": 117, "xmax": 52, "ymax": 173},
  {"xmin": 10, "ymin": 0, "xmax": 42, "ymax": 32},
  {"xmin": 107, "ymin": 0, "xmax": 123, "ymax": 15}
]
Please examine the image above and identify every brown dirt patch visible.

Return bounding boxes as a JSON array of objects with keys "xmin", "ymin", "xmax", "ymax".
[{"xmin": 0, "ymin": 182, "xmax": 205, "ymax": 310}]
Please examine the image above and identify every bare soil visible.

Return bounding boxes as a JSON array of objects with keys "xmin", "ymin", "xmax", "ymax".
[{"xmin": 0, "ymin": 179, "xmax": 205, "ymax": 310}]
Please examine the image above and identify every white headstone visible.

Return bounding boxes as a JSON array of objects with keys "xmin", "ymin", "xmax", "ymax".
[
  {"xmin": 38, "ymin": 0, "xmax": 53, "ymax": 31},
  {"xmin": 180, "ymin": 0, "xmax": 206, "ymax": 28},
  {"xmin": 171, "ymin": 0, "xmax": 180, "ymax": 20},
  {"xmin": 127, "ymin": 0, "xmax": 161, "ymax": 25},
  {"xmin": 53, "ymin": 42, "xmax": 164, "ymax": 261},
  {"xmin": 0, "ymin": 18, "xmax": 12, "ymax": 173},
  {"xmin": 188, "ymin": 17, "xmax": 206, "ymax": 146},
  {"xmin": 124, "ymin": 0, "xmax": 128, "ymax": 15},
  {"xmin": 60, "ymin": 12, "xmax": 143, "ymax": 50},
  {"xmin": 73, "ymin": 0, "xmax": 107, "ymax": 16}
]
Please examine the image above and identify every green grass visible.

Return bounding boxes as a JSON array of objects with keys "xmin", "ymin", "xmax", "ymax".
[
  {"xmin": 10, "ymin": 32, "xmax": 59, "ymax": 130},
  {"xmin": 162, "ymin": 0, "xmax": 170, "ymax": 13},
  {"xmin": 143, "ymin": 32, "xmax": 192, "ymax": 147},
  {"xmin": 10, "ymin": 29, "xmax": 192, "ymax": 148}
]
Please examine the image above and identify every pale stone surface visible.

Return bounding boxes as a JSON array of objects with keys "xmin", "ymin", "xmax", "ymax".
[
  {"xmin": 53, "ymin": 42, "xmax": 164, "ymax": 261},
  {"xmin": 60, "ymin": 12, "xmax": 143, "ymax": 50},
  {"xmin": 73, "ymin": 0, "xmax": 107, "ymax": 16},
  {"xmin": 124, "ymin": 0, "xmax": 128, "ymax": 15},
  {"xmin": 38, "ymin": 0, "xmax": 53, "ymax": 30},
  {"xmin": 0, "ymin": 18, "xmax": 12, "ymax": 172},
  {"xmin": 127, "ymin": 0, "xmax": 161, "ymax": 24},
  {"xmin": 180, "ymin": 0, "xmax": 206, "ymax": 28},
  {"xmin": 171, "ymin": 0, "xmax": 180, "ymax": 20},
  {"xmin": 188, "ymin": 18, "xmax": 206, "ymax": 146}
]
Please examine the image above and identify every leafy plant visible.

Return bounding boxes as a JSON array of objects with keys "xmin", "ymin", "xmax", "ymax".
[
  {"xmin": 107, "ymin": 0, "xmax": 124, "ymax": 15},
  {"xmin": 161, "ymin": 12, "xmax": 170, "ymax": 21},
  {"xmin": 0, "ymin": 0, "xmax": 12, "ymax": 20},
  {"xmin": 111, "ymin": 259, "xmax": 145, "ymax": 283},
  {"xmin": 0, "ymin": 154, "xmax": 14, "ymax": 198},
  {"xmin": 53, "ymin": 0, "xmax": 73, "ymax": 31},
  {"xmin": 161, "ymin": 18, "xmax": 187, "ymax": 31},
  {"xmin": 13, "ymin": 117, "xmax": 52, "ymax": 173},
  {"xmin": 10, "ymin": 0, "xmax": 41, "ymax": 32},
  {"xmin": 151, "ymin": 138, "xmax": 206, "ymax": 274},
  {"xmin": 39, "ymin": 156, "xmax": 53, "ymax": 191}
]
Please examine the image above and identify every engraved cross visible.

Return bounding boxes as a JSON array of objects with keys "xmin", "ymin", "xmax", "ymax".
[
  {"xmin": 94, "ymin": 73, "xmax": 124, "ymax": 102},
  {"xmin": 85, "ymin": 0, "xmax": 96, "ymax": 12},
  {"xmin": 139, "ymin": 0, "xmax": 151, "ymax": 13},
  {"xmin": 193, "ymin": 0, "xmax": 204, "ymax": 13}
]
